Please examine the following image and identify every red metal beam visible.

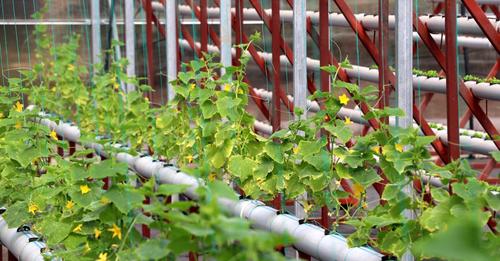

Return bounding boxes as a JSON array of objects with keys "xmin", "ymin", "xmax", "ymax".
[
  {"xmin": 200, "ymin": 0, "xmax": 208, "ymax": 54},
  {"xmin": 461, "ymin": 0, "xmax": 500, "ymax": 53},
  {"xmin": 378, "ymin": 0, "xmax": 390, "ymax": 124},
  {"xmin": 332, "ymin": 0, "xmax": 450, "ymax": 163},
  {"xmin": 271, "ymin": 0, "xmax": 281, "ymax": 133},
  {"xmin": 414, "ymin": 15, "xmax": 500, "ymax": 151},
  {"xmin": 142, "ymin": 0, "xmax": 155, "ymax": 97},
  {"xmin": 445, "ymin": 0, "xmax": 460, "ymax": 161},
  {"xmin": 320, "ymin": 0, "xmax": 330, "ymax": 93}
]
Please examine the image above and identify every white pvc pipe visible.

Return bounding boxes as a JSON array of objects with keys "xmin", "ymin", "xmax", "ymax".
[
  {"xmin": 0, "ymin": 212, "xmax": 45, "ymax": 261},
  {"xmin": 152, "ymin": 4, "xmax": 499, "ymax": 37},
  {"xmin": 251, "ymin": 88, "xmax": 499, "ymax": 156},
  {"xmin": 35, "ymin": 115, "xmax": 383, "ymax": 261},
  {"xmin": 177, "ymin": 39, "xmax": 500, "ymax": 101}
]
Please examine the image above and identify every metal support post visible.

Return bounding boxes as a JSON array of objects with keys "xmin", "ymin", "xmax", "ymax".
[
  {"xmin": 125, "ymin": 0, "xmax": 136, "ymax": 93},
  {"xmin": 166, "ymin": 0, "xmax": 177, "ymax": 100},
  {"xmin": 220, "ymin": 0, "xmax": 232, "ymax": 75},
  {"xmin": 446, "ymin": 0, "xmax": 460, "ymax": 161},
  {"xmin": 396, "ymin": 1, "xmax": 415, "ymax": 260},
  {"xmin": 91, "ymin": 0, "xmax": 101, "ymax": 67}
]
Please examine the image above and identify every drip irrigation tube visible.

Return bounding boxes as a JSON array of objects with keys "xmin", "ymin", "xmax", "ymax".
[
  {"xmin": 178, "ymin": 39, "xmax": 500, "ymax": 101},
  {"xmin": 33, "ymin": 112, "xmax": 384, "ymax": 261},
  {"xmin": 152, "ymin": 3, "xmax": 500, "ymax": 37}
]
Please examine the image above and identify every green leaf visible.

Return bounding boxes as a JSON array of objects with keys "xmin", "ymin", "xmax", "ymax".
[
  {"xmin": 324, "ymin": 123, "xmax": 352, "ymax": 143},
  {"xmin": 208, "ymin": 180, "xmax": 238, "ymax": 201},
  {"xmin": 88, "ymin": 159, "xmax": 128, "ymax": 179},
  {"xmin": 382, "ymin": 184, "xmax": 401, "ymax": 201},
  {"xmin": 228, "ymin": 155, "xmax": 255, "ymax": 181},
  {"xmin": 135, "ymin": 239, "xmax": 170, "ymax": 260},
  {"xmin": 263, "ymin": 142, "xmax": 284, "ymax": 164},
  {"xmin": 351, "ymin": 168, "xmax": 382, "ymax": 188},
  {"xmin": 156, "ymin": 184, "xmax": 189, "ymax": 196},
  {"xmin": 297, "ymin": 140, "xmax": 322, "ymax": 157},
  {"xmin": 491, "ymin": 151, "xmax": 500, "ymax": 162},
  {"xmin": 43, "ymin": 221, "xmax": 73, "ymax": 245},
  {"xmin": 201, "ymin": 100, "xmax": 217, "ymax": 119},
  {"xmin": 104, "ymin": 186, "xmax": 144, "ymax": 214}
]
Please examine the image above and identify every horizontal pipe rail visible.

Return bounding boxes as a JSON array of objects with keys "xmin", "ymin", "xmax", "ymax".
[
  {"xmin": 153, "ymin": 3, "xmax": 499, "ymax": 37},
  {"xmin": 0, "ymin": 209, "xmax": 45, "ymax": 261},
  {"xmin": 178, "ymin": 39, "xmax": 500, "ymax": 101},
  {"xmin": 33, "ymin": 112, "xmax": 383, "ymax": 261}
]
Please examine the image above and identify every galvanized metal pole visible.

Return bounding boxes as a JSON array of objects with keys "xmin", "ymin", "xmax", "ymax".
[
  {"xmin": 396, "ymin": 1, "xmax": 414, "ymax": 261},
  {"xmin": 293, "ymin": 0, "xmax": 307, "ymax": 117},
  {"xmin": 166, "ymin": 0, "xmax": 177, "ymax": 101},
  {"xmin": 220, "ymin": 0, "xmax": 232, "ymax": 75},
  {"xmin": 293, "ymin": 0, "xmax": 307, "ymax": 220},
  {"xmin": 91, "ymin": 0, "xmax": 101, "ymax": 67},
  {"xmin": 125, "ymin": 0, "xmax": 136, "ymax": 92}
]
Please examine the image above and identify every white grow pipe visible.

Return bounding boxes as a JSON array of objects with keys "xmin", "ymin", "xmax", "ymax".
[
  {"xmin": 35, "ymin": 115, "xmax": 383, "ymax": 261},
  {"xmin": 152, "ymin": 3, "xmax": 499, "ymax": 37},
  {"xmin": 252, "ymin": 88, "xmax": 499, "ymax": 156},
  {"xmin": 0, "ymin": 210, "xmax": 45, "ymax": 261},
  {"xmin": 177, "ymin": 39, "xmax": 500, "ymax": 101}
]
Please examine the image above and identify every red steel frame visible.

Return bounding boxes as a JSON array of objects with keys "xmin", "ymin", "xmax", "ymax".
[{"xmin": 140, "ymin": 0, "xmax": 499, "ymax": 248}]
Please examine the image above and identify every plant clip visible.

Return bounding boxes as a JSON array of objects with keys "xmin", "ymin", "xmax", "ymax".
[
  {"xmin": 139, "ymin": 153, "xmax": 148, "ymax": 158},
  {"xmin": 238, "ymin": 195, "xmax": 246, "ymax": 200},
  {"xmin": 276, "ymin": 210, "xmax": 284, "ymax": 215},
  {"xmin": 298, "ymin": 219, "xmax": 305, "ymax": 225},
  {"xmin": 17, "ymin": 225, "xmax": 30, "ymax": 232},
  {"xmin": 176, "ymin": 169, "xmax": 181, "ymax": 173},
  {"xmin": 0, "ymin": 208, "xmax": 6, "ymax": 214},
  {"xmin": 324, "ymin": 229, "xmax": 330, "ymax": 235},
  {"xmin": 163, "ymin": 163, "xmax": 174, "ymax": 167},
  {"xmin": 29, "ymin": 236, "xmax": 40, "ymax": 243}
]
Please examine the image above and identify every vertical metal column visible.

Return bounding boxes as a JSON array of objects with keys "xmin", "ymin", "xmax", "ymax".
[
  {"xmin": 378, "ymin": 0, "xmax": 390, "ymax": 123},
  {"xmin": 91, "ymin": 0, "xmax": 101, "ymax": 66},
  {"xmin": 319, "ymin": 0, "xmax": 329, "ymax": 93},
  {"xmin": 396, "ymin": 1, "xmax": 414, "ymax": 261},
  {"xmin": 220, "ymin": 0, "xmax": 232, "ymax": 75},
  {"xmin": 293, "ymin": 0, "xmax": 307, "ymax": 116},
  {"xmin": 143, "ymin": 0, "xmax": 155, "ymax": 92},
  {"xmin": 200, "ymin": 0, "xmax": 208, "ymax": 54},
  {"xmin": 125, "ymin": 0, "xmax": 136, "ymax": 92},
  {"xmin": 166, "ymin": 0, "xmax": 177, "ymax": 100},
  {"xmin": 446, "ymin": 0, "xmax": 460, "ymax": 161},
  {"xmin": 293, "ymin": 0, "xmax": 307, "ymax": 220},
  {"xmin": 234, "ymin": 0, "xmax": 243, "ymax": 64},
  {"xmin": 271, "ymin": 0, "xmax": 281, "ymax": 133}
]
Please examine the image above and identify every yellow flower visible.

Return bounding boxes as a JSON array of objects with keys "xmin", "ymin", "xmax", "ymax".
[
  {"xmin": 189, "ymin": 83, "xmax": 196, "ymax": 91},
  {"xmin": 338, "ymin": 94, "xmax": 350, "ymax": 105},
  {"xmin": 28, "ymin": 203, "xmax": 39, "ymax": 215},
  {"xmin": 237, "ymin": 88, "xmax": 244, "ymax": 94},
  {"xmin": 114, "ymin": 83, "xmax": 120, "ymax": 90},
  {"xmin": 395, "ymin": 143, "xmax": 404, "ymax": 153},
  {"xmin": 66, "ymin": 200, "xmax": 75, "ymax": 209},
  {"xmin": 14, "ymin": 101, "xmax": 23, "ymax": 112},
  {"xmin": 96, "ymin": 252, "xmax": 108, "ymax": 261},
  {"xmin": 73, "ymin": 224, "xmax": 83, "ymax": 233},
  {"xmin": 185, "ymin": 155, "xmax": 194, "ymax": 163},
  {"xmin": 100, "ymin": 196, "xmax": 110, "ymax": 205},
  {"xmin": 0, "ymin": 112, "xmax": 4, "ymax": 118},
  {"xmin": 107, "ymin": 224, "xmax": 122, "ymax": 240},
  {"xmin": 80, "ymin": 185, "xmax": 91, "ymax": 194},
  {"xmin": 50, "ymin": 130, "xmax": 59, "ymax": 141},
  {"xmin": 362, "ymin": 202, "xmax": 368, "ymax": 209},
  {"xmin": 224, "ymin": 83, "xmax": 231, "ymax": 92},
  {"xmin": 352, "ymin": 183, "xmax": 364, "ymax": 199},
  {"xmin": 67, "ymin": 64, "xmax": 75, "ymax": 71},
  {"xmin": 84, "ymin": 242, "xmax": 91, "ymax": 253},
  {"xmin": 293, "ymin": 147, "xmax": 300, "ymax": 155},
  {"xmin": 94, "ymin": 228, "xmax": 102, "ymax": 239},
  {"xmin": 344, "ymin": 117, "xmax": 352, "ymax": 125},
  {"xmin": 371, "ymin": 146, "xmax": 381, "ymax": 154},
  {"xmin": 15, "ymin": 122, "xmax": 22, "ymax": 129},
  {"xmin": 208, "ymin": 173, "xmax": 217, "ymax": 181}
]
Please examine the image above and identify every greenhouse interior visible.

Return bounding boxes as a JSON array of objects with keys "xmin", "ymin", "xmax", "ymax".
[{"xmin": 0, "ymin": 0, "xmax": 499, "ymax": 260}]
